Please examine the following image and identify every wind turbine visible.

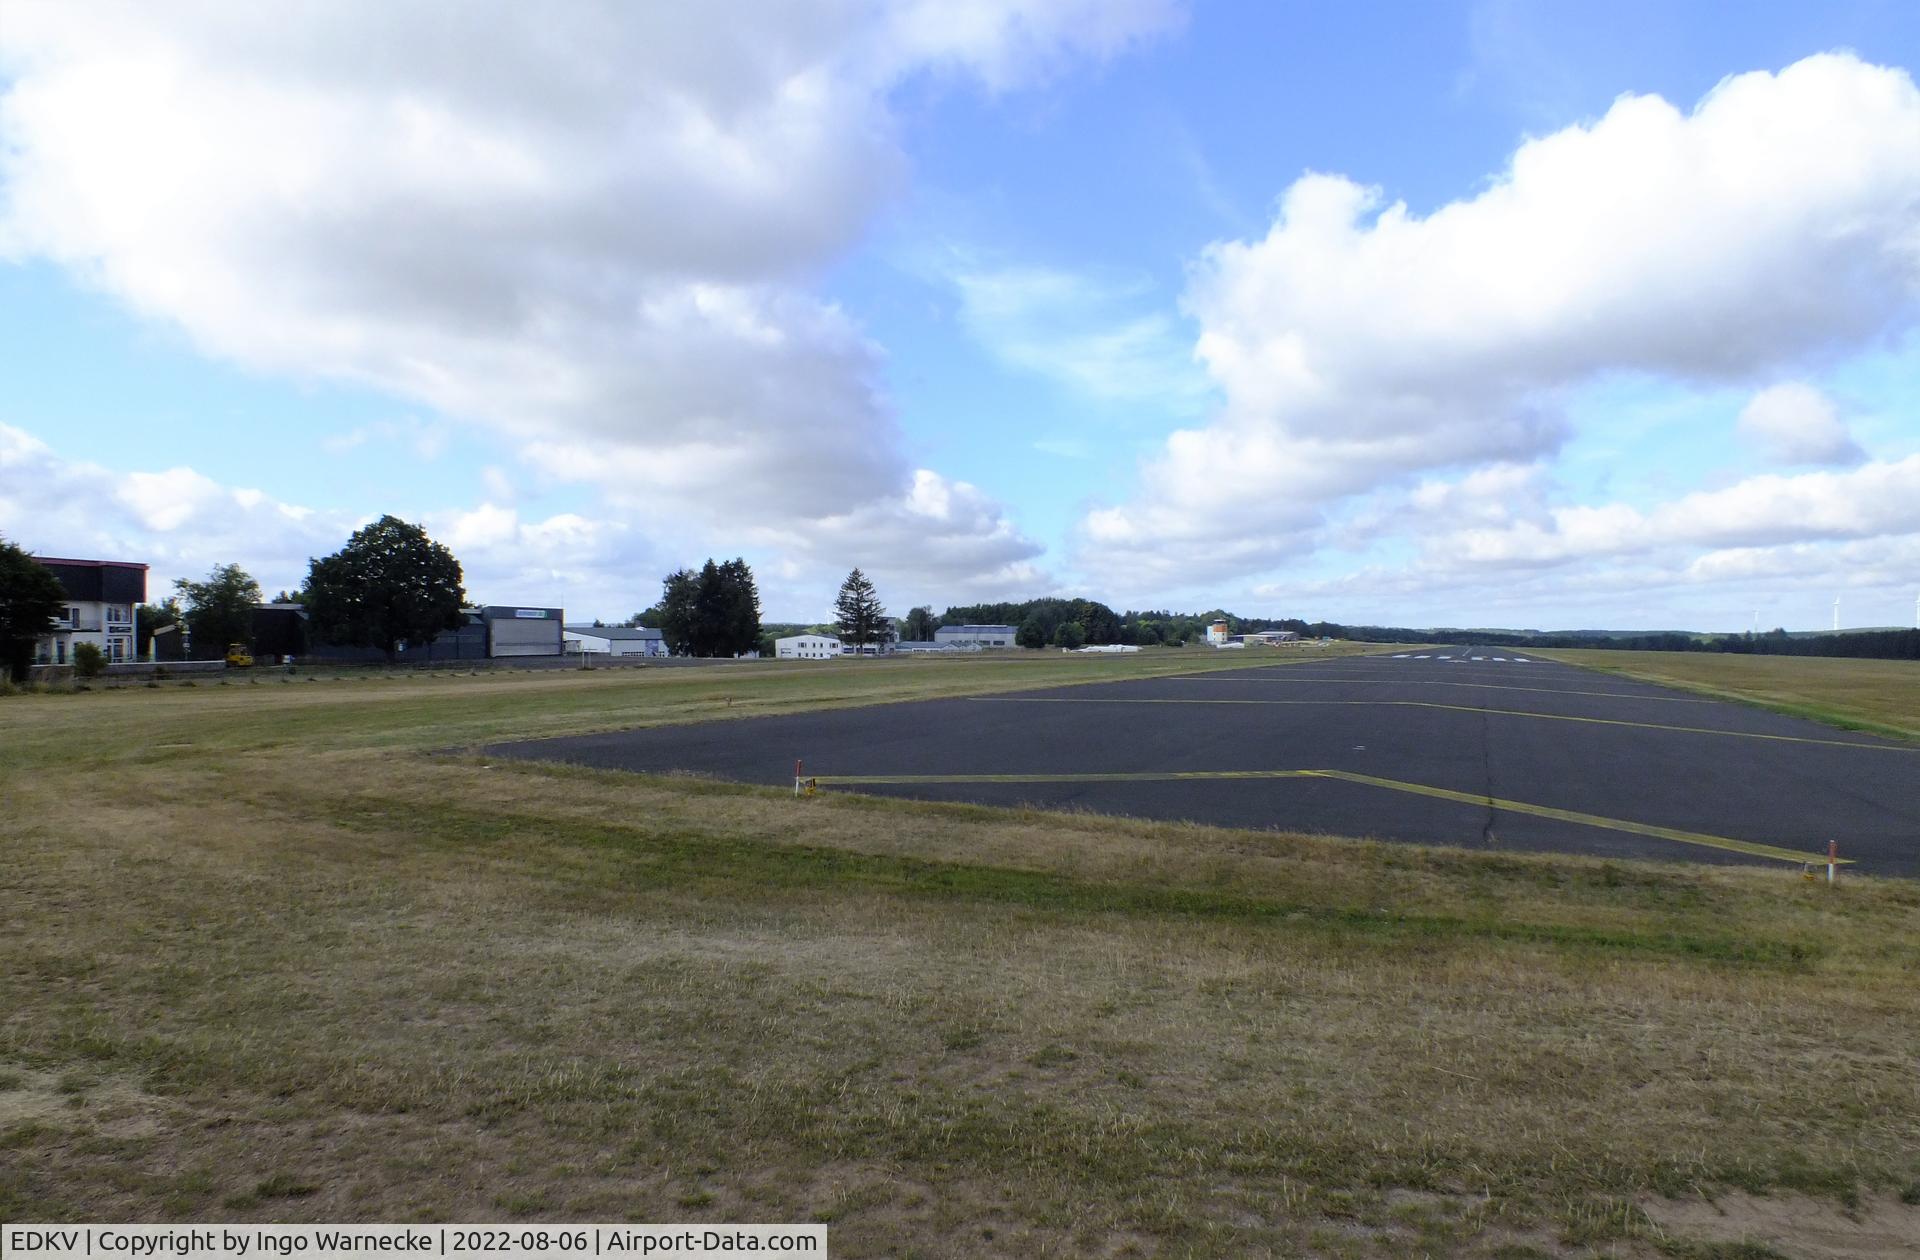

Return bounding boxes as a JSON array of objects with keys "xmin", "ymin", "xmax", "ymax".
[{"xmin": 1832, "ymin": 596, "xmax": 1840, "ymax": 633}]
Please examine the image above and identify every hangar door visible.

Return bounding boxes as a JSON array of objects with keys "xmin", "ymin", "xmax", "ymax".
[{"xmin": 488, "ymin": 610, "xmax": 561, "ymax": 657}]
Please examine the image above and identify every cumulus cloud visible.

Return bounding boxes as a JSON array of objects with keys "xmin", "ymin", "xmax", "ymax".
[
  {"xmin": 0, "ymin": 423, "xmax": 665, "ymax": 616},
  {"xmin": 1247, "ymin": 451, "xmax": 1920, "ymax": 632},
  {"xmin": 1737, "ymin": 382, "xmax": 1866, "ymax": 465},
  {"xmin": 0, "ymin": 423, "xmax": 344, "ymax": 591},
  {"xmin": 0, "ymin": 1, "xmax": 1177, "ymax": 598},
  {"xmin": 1081, "ymin": 52, "xmax": 1920, "ymax": 589}
]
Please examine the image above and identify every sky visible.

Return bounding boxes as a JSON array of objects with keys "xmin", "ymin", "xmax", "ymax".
[{"xmin": 2, "ymin": 1, "xmax": 1919, "ymax": 632}]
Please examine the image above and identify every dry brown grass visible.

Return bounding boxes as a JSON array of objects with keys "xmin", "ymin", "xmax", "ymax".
[{"xmin": 4, "ymin": 652, "xmax": 1919, "ymax": 1256}]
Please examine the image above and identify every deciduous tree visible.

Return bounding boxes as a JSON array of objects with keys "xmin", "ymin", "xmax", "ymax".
[
  {"xmin": 901, "ymin": 606, "xmax": 937, "ymax": 642},
  {"xmin": 304, "ymin": 516, "xmax": 466, "ymax": 662},
  {"xmin": 654, "ymin": 558, "xmax": 760, "ymax": 657},
  {"xmin": 175, "ymin": 563, "xmax": 261, "ymax": 658},
  {"xmin": 0, "ymin": 538, "xmax": 66, "ymax": 681}
]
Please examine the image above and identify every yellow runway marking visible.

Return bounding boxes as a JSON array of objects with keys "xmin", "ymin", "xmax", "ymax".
[
  {"xmin": 810, "ymin": 768, "xmax": 1843, "ymax": 865},
  {"xmin": 816, "ymin": 769, "xmax": 1322, "ymax": 786},
  {"xmin": 968, "ymin": 695, "xmax": 1915, "ymax": 752},
  {"xmin": 1168, "ymin": 675, "xmax": 1716, "ymax": 703},
  {"xmin": 1307, "ymin": 770, "xmax": 1842, "ymax": 865}
]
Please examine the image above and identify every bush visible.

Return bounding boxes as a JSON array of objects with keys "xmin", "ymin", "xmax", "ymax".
[{"xmin": 72, "ymin": 643, "xmax": 108, "ymax": 679}]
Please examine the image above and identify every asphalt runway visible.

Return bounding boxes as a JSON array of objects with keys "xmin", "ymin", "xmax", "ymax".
[{"xmin": 488, "ymin": 650, "xmax": 1920, "ymax": 875}]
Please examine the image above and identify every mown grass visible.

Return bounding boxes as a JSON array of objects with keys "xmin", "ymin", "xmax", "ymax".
[
  {"xmin": 3, "ymin": 649, "xmax": 1919, "ymax": 1257},
  {"xmin": 1529, "ymin": 649, "xmax": 1920, "ymax": 740}
]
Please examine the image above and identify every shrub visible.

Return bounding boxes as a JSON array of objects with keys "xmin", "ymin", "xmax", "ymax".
[{"xmin": 72, "ymin": 643, "xmax": 108, "ymax": 679}]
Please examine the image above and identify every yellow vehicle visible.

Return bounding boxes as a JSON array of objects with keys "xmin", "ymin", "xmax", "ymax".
[{"xmin": 225, "ymin": 643, "xmax": 254, "ymax": 668}]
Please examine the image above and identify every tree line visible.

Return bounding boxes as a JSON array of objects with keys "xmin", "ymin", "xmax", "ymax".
[
  {"xmin": 12, "ymin": 522, "xmax": 1915, "ymax": 679},
  {"xmin": 0, "ymin": 517, "xmax": 467, "ymax": 678},
  {"xmin": 1325, "ymin": 623, "xmax": 1920, "ymax": 660}
]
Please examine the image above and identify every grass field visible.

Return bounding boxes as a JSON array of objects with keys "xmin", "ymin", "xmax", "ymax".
[
  {"xmin": 4, "ymin": 648, "xmax": 1919, "ymax": 1257},
  {"xmin": 1529, "ymin": 649, "xmax": 1920, "ymax": 740}
]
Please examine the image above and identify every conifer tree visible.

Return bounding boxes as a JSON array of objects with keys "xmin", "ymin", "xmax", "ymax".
[{"xmin": 833, "ymin": 568, "xmax": 888, "ymax": 653}]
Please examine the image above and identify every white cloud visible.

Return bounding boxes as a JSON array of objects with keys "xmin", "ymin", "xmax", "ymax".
[
  {"xmin": 1081, "ymin": 52, "xmax": 1920, "ymax": 589},
  {"xmin": 948, "ymin": 264, "xmax": 1210, "ymax": 409},
  {"xmin": 1445, "ymin": 455, "xmax": 1920, "ymax": 565},
  {"xmin": 0, "ymin": 422, "xmax": 666, "ymax": 616},
  {"xmin": 0, "ymin": 423, "xmax": 345, "ymax": 593},
  {"xmin": 1737, "ymin": 382, "xmax": 1866, "ymax": 465},
  {"xmin": 1241, "ymin": 452, "xmax": 1920, "ymax": 631},
  {"xmin": 0, "ymin": 1, "xmax": 1177, "ymax": 601}
]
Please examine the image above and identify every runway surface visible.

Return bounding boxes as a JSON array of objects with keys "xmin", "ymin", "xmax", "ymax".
[{"xmin": 487, "ymin": 650, "xmax": 1920, "ymax": 875}]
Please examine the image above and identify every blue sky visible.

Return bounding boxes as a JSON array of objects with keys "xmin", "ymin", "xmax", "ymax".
[{"xmin": 3, "ymin": 1, "xmax": 1919, "ymax": 630}]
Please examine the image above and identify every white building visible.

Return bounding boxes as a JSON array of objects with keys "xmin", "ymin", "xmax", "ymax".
[
  {"xmin": 1205, "ymin": 619, "xmax": 1231, "ymax": 646},
  {"xmin": 934, "ymin": 623, "xmax": 1017, "ymax": 649},
  {"xmin": 33, "ymin": 557, "xmax": 147, "ymax": 666},
  {"xmin": 776, "ymin": 633, "xmax": 842, "ymax": 660},
  {"xmin": 565, "ymin": 625, "xmax": 667, "ymax": 657}
]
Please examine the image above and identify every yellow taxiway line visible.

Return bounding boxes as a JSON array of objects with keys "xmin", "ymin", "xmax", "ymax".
[{"xmin": 808, "ymin": 767, "xmax": 1846, "ymax": 865}]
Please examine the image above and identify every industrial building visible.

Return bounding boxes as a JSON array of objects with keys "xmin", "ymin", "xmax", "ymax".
[
  {"xmin": 934, "ymin": 624, "xmax": 1017, "ymax": 649},
  {"xmin": 565, "ymin": 625, "xmax": 667, "ymax": 657},
  {"xmin": 32, "ymin": 557, "xmax": 147, "ymax": 666},
  {"xmin": 776, "ymin": 633, "xmax": 842, "ymax": 659},
  {"xmin": 167, "ymin": 603, "xmax": 567, "ymax": 663},
  {"xmin": 1206, "ymin": 619, "xmax": 1297, "ymax": 648}
]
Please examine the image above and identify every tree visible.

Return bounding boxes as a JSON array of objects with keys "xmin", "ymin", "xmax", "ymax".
[
  {"xmin": 901, "ymin": 606, "xmax": 937, "ymax": 642},
  {"xmin": 0, "ymin": 538, "xmax": 66, "ymax": 681},
  {"xmin": 304, "ymin": 516, "xmax": 466, "ymax": 662},
  {"xmin": 834, "ymin": 568, "xmax": 888, "ymax": 653},
  {"xmin": 655, "ymin": 569, "xmax": 699, "ymax": 655},
  {"xmin": 1052, "ymin": 621, "xmax": 1085, "ymax": 650},
  {"xmin": 1016, "ymin": 614, "xmax": 1048, "ymax": 650},
  {"xmin": 654, "ymin": 558, "xmax": 761, "ymax": 657},
  {"xmin": 175, "ymin": 563, "xmax": 261, "ymax": 658},
  {"xmin": 713, "ymin": 558, "xmax": 762, "ymax": 657},
  {"xmin": 72, "ymin": 642, "xmax": 107, "ymax": 679},
  {"xmin": 135, "ymin": 597, "xmax": 183, "ymax": 658}
]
